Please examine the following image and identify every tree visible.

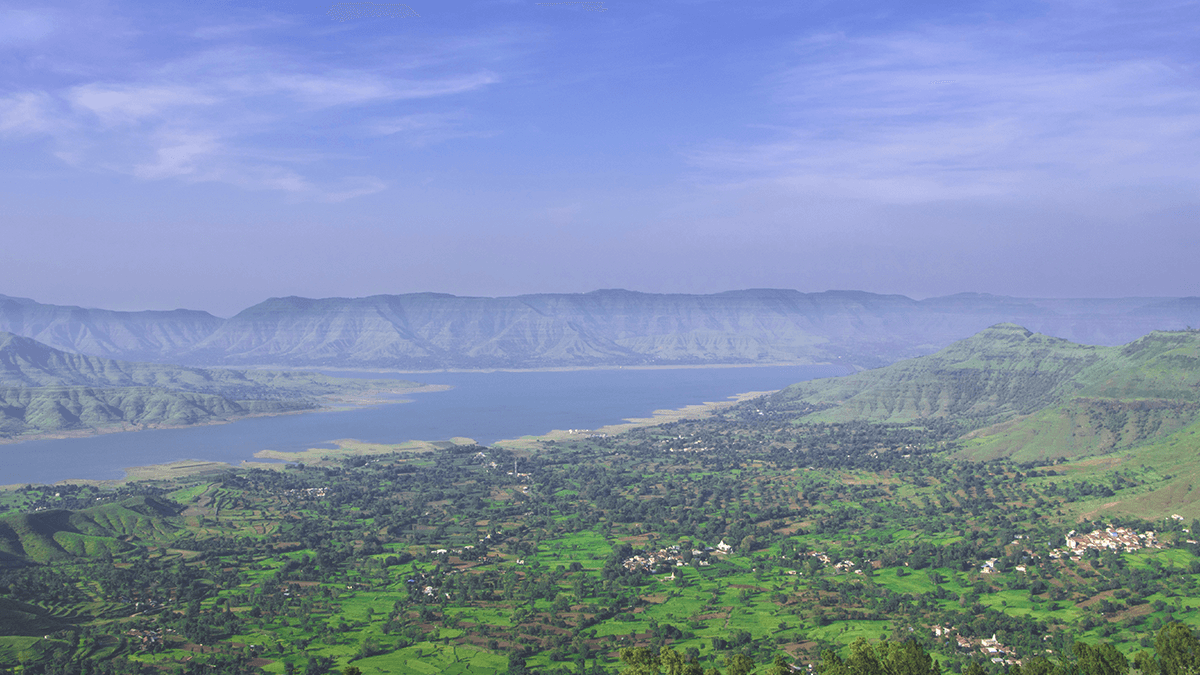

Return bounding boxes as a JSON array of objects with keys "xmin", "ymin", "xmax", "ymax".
[
  {"xmin": 816, "ymin": 638, "xmax": 938, "ymax": 675},
  {"xmin": 1014, "ymin": 656, "xmax": 1056, "ymax": 675},
  {"xmin": 725, "ymin": 653, "xmax": 755, "ymax": 675},
  {"xmin": 878, "ymin": 639, "xmax": 940, "ymax": 675},
  {"xmin": 1155, "ymin": 622, "xmax": 1200, "ymax": 675},
  {"xmin": 962, "ymin": 663, "xmax": 985, "ymax": 675},
  {"xmin": 619, "ymin": 646, "xmax": 702, "ymax": 675},
  {"xmin": 508, "ymin": 652, "xmax": 529, "ymax": 675},
  {"xmin": 619, "ymin": 646, "xmax": 661, "ymax": 675},
  {"xmin": 342, "ymin": 668, "xmax": 363, "ymax": 675},
  {"xmin": 1133, "ymin": 650, "xmax": 1160, "ymax": 675},
  {"xmin": 1073, "ymin": 641, "xmax": 1128, "ymax": 675},
  {"xmin": 661, "ymin": 646, "xmax": 703, "ymax": 675},
  {"xmin": 766, "ymin": 653, "xmax": 794, "ymax": 675}
]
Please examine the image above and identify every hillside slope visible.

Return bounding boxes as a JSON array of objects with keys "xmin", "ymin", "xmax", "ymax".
[
  {"xmin": 0, "ymin": 294, "xmax": 221, "ymax": 362},
  {"xmin": 762, "ymin": 325, "xmax": 1200, "ymax": 461},
  {"xmin": 764, "ymin": 324, "xmax": 1105, "ymax": 424},
  {"xmin": 0, "ymin": 495, "xmax": 181, "ymax": 564},
  {"xmin": 0, "ymin": 333, "xmax": 421, "ymax": 439},
  {"xmin": 177, "ymin": 290, "xmax": 1200, "ymax": 369},
  {"xmin": 180, "ymin": 291, "xmax": 916, "ymax": 368},
  {"xmin": 961, "ymin": 329, "xmax": 1200, "ymax": 461}
]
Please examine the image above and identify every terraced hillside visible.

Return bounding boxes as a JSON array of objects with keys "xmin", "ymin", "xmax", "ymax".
[{"xmin": 0, "ymin": 496, "xmax": 181, "ymax": 564}]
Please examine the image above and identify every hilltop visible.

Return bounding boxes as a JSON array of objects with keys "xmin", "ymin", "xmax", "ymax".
[
  {"xmin": 759, "ymin": 324, "xmax": 1200, "ymax": 462},
  {"xmin": 3, "ymin": 291, "xmax": 1198, "ymax": 370},
  {"xmin": 763, "ymin": 324, "xmax": 1106, "ymax": 425},
  {"xmin": 0, "ymin": 495, "xmax": 181, "ymax": 565},
  {"xmin": 0, "ymin": 332, "xmax": 423, "ymax": 440}
]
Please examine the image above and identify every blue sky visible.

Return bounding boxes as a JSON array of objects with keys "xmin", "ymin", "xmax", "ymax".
[{"xmin": 1, "ymin": 0, "xmax": 1197, "ymax": 316}]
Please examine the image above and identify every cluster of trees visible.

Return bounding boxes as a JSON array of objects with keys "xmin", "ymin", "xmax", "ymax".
[
  {"xmin": 4, "ymin": 398, "xmax": 1200, "ymax": 674},
  {"xmin": 616, "ymin": 646, "xmax": 794, "ymax": 675},
  {"xmin": 809, "ymin": 623, "xmax": 1200, "ymax": 675},
  {"xmin": 817, "ymin": 638, "xmax": 941, "ymax": 675}
]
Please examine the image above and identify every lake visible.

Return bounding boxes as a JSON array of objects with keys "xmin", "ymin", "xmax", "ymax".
[{"xmin": 0, "ymin": 365, "xmax": 848, "ymax": 485}]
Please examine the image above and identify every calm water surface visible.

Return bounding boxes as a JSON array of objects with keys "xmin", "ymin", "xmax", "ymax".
[{"xmin": 1, "ymin": 365, "xmax": 848, "ymax": 485}]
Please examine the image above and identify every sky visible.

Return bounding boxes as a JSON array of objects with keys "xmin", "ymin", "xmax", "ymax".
[{"xmin": 1, "ymin": 0, "xmax": 1197, "ymax": 316}]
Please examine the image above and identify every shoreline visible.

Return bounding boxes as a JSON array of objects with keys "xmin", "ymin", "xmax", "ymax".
[
  {"xmin": 227, "ymin": 361, "xmax": 849, "ymax": 375},
  {"xmin": 0, "ymin": 383, "xmax": 451, "ymax": 447},
  {"xmin": 492, "ymin": 389, "xmax": 772, "ymax": 452},
  {"xmin": 0, "ymin": 436, "xmax": 484, "ymax": 489},
  {"xmin": 6, "ymin": 386, "xmax": 777, "ymax": 488}
]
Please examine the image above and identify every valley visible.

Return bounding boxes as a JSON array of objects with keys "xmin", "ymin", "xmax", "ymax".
[{"xmin": 2, "ymin": 326, "xmax": 1200, "ymax": 674}]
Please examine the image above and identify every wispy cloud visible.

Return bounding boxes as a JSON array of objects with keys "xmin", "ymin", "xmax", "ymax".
[
  {"xmin": 252, "ymin": 71, "xmax": 499, "ymax": 107},
  {"xmin": 125, "ymin": 131, "xmax": 218, "ymax": 179},
  {"xmin": 689, "ymin": 12, "xmax": 1200, "ymax": 207},
  {"xmin": 0, "ymin": 9, "xmax": 501, "ymax": 201},
  {"xmin": 69, "ymin": 84, "xmax": 220, "ymax": 125},
  {"xmin": 367, "ymin": 110, "xmax": 493, "ymax": 146},
  {"xmin": 0, "ymin": 92, "xmax": 62, "ymax": 135}
]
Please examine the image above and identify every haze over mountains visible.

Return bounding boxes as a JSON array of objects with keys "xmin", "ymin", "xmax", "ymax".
[{"xmin": 2, "ymin": 290, "xmax": 1198, "ymax": 370}]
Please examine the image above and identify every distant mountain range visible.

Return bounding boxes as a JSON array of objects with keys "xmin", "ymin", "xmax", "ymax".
[
  {"xmin": 2, "ymin": 290, "xmax": 1198, "ymax": 370},
  {"xmin": 0, "ymin": 332, "xmax": 420, "ymax": 440},
  {"xmin": 764, "ymin": 323, "xmax": 1200, "ymax": 462}
]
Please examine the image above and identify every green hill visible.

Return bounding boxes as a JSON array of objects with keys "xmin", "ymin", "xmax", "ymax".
[
  {"xmin": 763, "ymin": 324, "xmax": 1200, "ymax": 462},
  {"xmin": 961, "ymin": 330, "xmax": 1200, "ymax": 461},
  {"xmin": 0, "ymin": 332, "xmax": 423, "ymax": 439},
  {"xmin": 0, "ymin": 496, "xmax": 182, "ymax": 564},
  {"xmin": 0, "ymin": 598, "xmax": 71, "ymax": 636},
  {"xmin": 764, "ymin": 324, "xmax": 1105, "ymax": 424}
]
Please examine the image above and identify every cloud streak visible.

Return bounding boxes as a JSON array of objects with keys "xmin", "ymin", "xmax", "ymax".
[
  {"xmin": 689, "ymin": 14, "xmax": 1200, "ymax": 208},
  {"xmin": 0, "ymin": 13, "xmax": 499, "ymax": 201}
]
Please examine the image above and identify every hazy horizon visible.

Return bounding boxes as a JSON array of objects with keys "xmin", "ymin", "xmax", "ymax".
[
  {"xmin": 2, "ymin": 0, "xmax": 1197, "ymax": 316},
  {"xmin": 4, "ymin": 287, "xmax": 1196, "ymax": 319}
]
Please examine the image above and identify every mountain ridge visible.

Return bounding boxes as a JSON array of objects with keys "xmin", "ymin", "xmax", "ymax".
[
  {"xmin": 3, "ymin": 290, "xmax": 1198, "ymax": 370},
  {"xmin": 0, "ymin": 293, "xmax": 223, "ymax": 363}
]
